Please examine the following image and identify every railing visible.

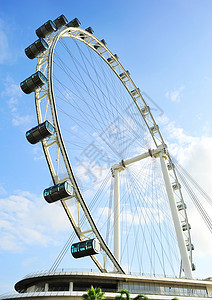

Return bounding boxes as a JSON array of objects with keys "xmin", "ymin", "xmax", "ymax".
[{"xmin": 20, "ymin": 268, "xmax": 208, "ymax": 281}]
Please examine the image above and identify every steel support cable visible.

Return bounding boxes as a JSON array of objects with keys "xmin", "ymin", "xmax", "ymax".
[
  {"xmin": 129, "ymin": 171, "xmax": 173, "ymax": 276},
  {"xmin": 53, "ymin": 66, "xmax": 117, "ymax": 138},
  {"xmin": 177, "ymin": 170, "xmax": 212, "ymax": 232},
  {"xmin": 55, "ymin": 101, "xmax": 103, "ymax": 143},
  {"xmin": 75, "ymin": 40, "xmax": 117, "ymax": 130},
  {"xmin": 93, "ymin": 181, "xmax": 114, "ymax": 231},
  {"xmin": 178, "ymin": 175, "xmax": 212, "ymax": 234},
  {"xmin": 177, "ymin": 170, "xmax": 212, "ymax": 234},
  {"xmin": 123, "ymin": 168, "xmax": 147, "ymax": 273},
  {"xmin": 50, "ymin": 170, "xmax": 112, "ymax": 271},
  {"xmin": 53, "ymin": 65, "xmax": 111, "ymax": 136},
  {"xmin": 58, "ymin": 39, "xmax": 123, "ymax": 130},
  {"xmin": 74, "ymin": 37, "xmax": 131, "ymax": 128},
  {"xmin": 130, "ymin": 169, "xmax": 148, "ymax": 274},
  {"xmin": 123, "ymin": 174, "xmax": 131, "ymax": 273},
  {"xmin": 54, "ymin": 72, "xmax": 147, "ymax": 164},
  {"xmin": 169, "ymin": 155, "xmax": 210, "ymax": 252},
  {"xmin": 49, "ymin": 232, "xmax": 75, "ymax": 272},
  {"xmin": 126, "ymin": 170, "xmax": 144, "ymax": 273},
  {"xmin": 136, "ymin": 164, "xmax": 179, "ymax": 255},
  {"xmin": 59, "ymin": 38, "xmax": 148, "ymax": 153},
  {"xmin": 156, "ymin": 166, "xmax": 181, "ymax": 264},
  {"xmin": 160, "ymin": 183, "xmax": 180, "ymax": 268},
  {"xmin": 53, "ymin": 77, "xmax": 147, "ymax": 166},
  {"xmin": 118, "ymin": 160, "xmax": 152, "ymax": 272},
  {"xmin": 130, "ymin": 163, "xmax": 176, "ymax": 250},
  {"xmin": 53, "ymin": 75, "xmax": 105, "ymax": 129},
  {"xmin": 125, "ymin": 163, "xmax": 163, "ymax": 274},
  {"xmin": 103, "ymin": 177, "xmax": 113, "ymax": 269},
  {"xmin": 105, "ymin": 177, "xmax": 113, "ymax": 245},
  {"xmin": 129, "ymin": 164, "xmax": 179, "ymax": 276},
  {"xmin": 161, "ymin": 183, "xmax": 184, "ymax": 268},
  {"xmin": 129, "ymin": 168, "xmax": 163, "ymax": 275},
  {"xmin": 88, "ymin": 47, "xmax": 121, "ymax": 129},
  {"xmin": 153, "ymin": 162, "xmax": 166, "ymax": 275},
  {"xmin": 174, "ymin": 160, "xmax": 212, "ymax": 207},
  {"xmin": 88, "ymin": 48, "xmax": 117, "ymax": 125},
  {"xmin": 151, "ymin": 163, "xmax": 157, "ymax": 275},
  {"xmin": 66, "ymin": 45, "xmax": 111, "ymax": 135},
  {"xmin": 88, "ymin": 51, "xmax": 146, "ymax": 157}
]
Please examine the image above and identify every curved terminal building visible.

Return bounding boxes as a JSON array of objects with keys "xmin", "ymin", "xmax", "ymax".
[{"xmin": 1, "ymin": 271, "xmax": 212, "ymax": 300}]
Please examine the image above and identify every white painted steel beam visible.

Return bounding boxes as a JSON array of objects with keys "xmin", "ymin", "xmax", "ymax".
[
  {"xmin": 159, "ymin": 151, "xmax": 193, "ymax": 279},
  {"xmin": 114, "ymin": 169, "xmax": 120, "ymax": 263}
]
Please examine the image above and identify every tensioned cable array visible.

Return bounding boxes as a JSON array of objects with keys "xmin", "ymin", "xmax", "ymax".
[
  {"xmin": 174, "ymin": 161, "xmax": 212, "ymax": 234},
  {"xmin": 33, "ymin": 26, "xmax": 194, "ymax": 276}
]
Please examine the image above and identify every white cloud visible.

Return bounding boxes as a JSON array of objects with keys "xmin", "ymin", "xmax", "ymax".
[
  {"xmin": 8, "ymin": 97, "xmax": 18, "ymax": 113},
  {"xmin": 0, "ymin": 191, "xmax": 70, "ymax": 253},
  {"xmin": 165, "ymin": 85, "xmax": 185, "ymax": 103},
  {"xmin": 32, "ymin": 146, "xmax": 45, "ymax": 161},
  {"xmin": 2, "ymin": 81, "xmax": 22, "ymax": 98},
  {"xmin": 0, "ymin": 184, "xmax": 7, "ymax": 195},
  {"xmin": 121, "ymin": 207, "xmax": 164, "ymax": 225},
  {"xmin": 12, "ymin": 114, "xmax": 32, "ymax": 126},
  {"xmin": 2, "ymin": 77, "xmax": 33, "ymax": 127},
  {"xmin": 21, "ymin": 256, "xmax": 39, "ymax": 267},
  {"xmin": 0, "ymin": 22, "xmax": 10, "ymax": 64},
  {"xmin": 158, "ymin": 115, "xmax": 212, "ymax": 267}
]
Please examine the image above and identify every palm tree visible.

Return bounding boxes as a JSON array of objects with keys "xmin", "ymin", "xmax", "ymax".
[
  {"xmin": 82, "ymin": 286, "xmax": 105, "ymax": 300},
  {"xmin": 115, "ymin": 289, "xmax": 130, "ymax": 300},
  {"xmin": 134, "ymin": 293, "xmax": 149, "ymax": 300}
]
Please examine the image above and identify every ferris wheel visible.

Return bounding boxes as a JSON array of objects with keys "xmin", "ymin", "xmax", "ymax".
[{"xmin": 21, "ymin": 15, "xmax": 195, "ymax": 279}]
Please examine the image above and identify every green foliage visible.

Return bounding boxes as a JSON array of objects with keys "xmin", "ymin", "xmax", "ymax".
[
  {"xmin": 171, "ymin": 298, "xmax": 179, "ymax": 300},
  {"xmin": 115, "ymin": 289, "xmax": 130, "ymax": 300},
  {"xmin": 133, "ymin": 293, "xmax": 150, "ymax": 300},
  {"xmin": 82, "ymin": 286, "xmax": 105, "ymax": 300}
]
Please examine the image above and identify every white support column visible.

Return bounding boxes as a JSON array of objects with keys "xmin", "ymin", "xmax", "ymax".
[
  {"xmin": 69, "ymin": 282, "xmax": 73, "ymax": 292},
  {"xmin": 159, "ymin": 151, "xmax": 193, "ymax": 279},
  {"xmin": 44, "ymin": 283, "xmax": 49, "ymax": 292},
  {"xmin": 114, "ymin": 169, "xmax": 120, "ymax": 263}
]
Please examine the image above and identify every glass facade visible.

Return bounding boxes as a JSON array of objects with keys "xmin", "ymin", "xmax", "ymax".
[{"xmin": 122, "ymin": 282, "xmax": 208, "ymax": 297}]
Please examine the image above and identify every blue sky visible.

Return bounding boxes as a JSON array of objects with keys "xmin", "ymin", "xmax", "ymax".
[{"xmin": 0, "ymin": 0, "xmax": 212, "ymax": 295}]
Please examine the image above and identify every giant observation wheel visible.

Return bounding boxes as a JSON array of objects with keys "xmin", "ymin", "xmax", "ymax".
[{"xmin": 21, "ymin": 15, "xmax": 195, "ymax": 279}]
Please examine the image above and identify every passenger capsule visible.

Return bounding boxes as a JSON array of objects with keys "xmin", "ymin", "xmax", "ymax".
[
  {"xmin": 186, "ymin": 243, "xmax": 194, "ymax": 251},
  {"xmin": 94, "ymin": 39, "xmax": 107, "ymax": 50},
  {"xmin": 85, "ymin": 27, "xmax": 94, "ymax": 34},
  {"xmin": 53, "ymin": 15, "xmax": 68, "ymax": 29},
  {"xmin": 192, "ymin": 263, "xmax": 196, "ymax": 271},
  {"xmin": 172, "ymin": 183, "xmax": 181, "ymax": 191},
  {"xmin": 167, "ymin": 163, "xmax": 175, "ymax": 170},
  {"xmin": 182, "ymin": 223, "xmax": 191, "ymax": 231},
  {"xmin": 107, "ymin": 54, "xmax": 119, "ymax": 64},
  {"xmin": 25, "ymin": 38, "xmax": 48, "ymax": 60},
  {"xmin": 150, "ymin": 125, "xmax": 159, "ymax": 133},
  {"xmin": 36, "ymin": 20, "xmax": 57, "ymax": 38},
  {"xmin": 71, "ymin": 238, "xmax": 101, "ymax": 259},
  {"xmin": 66, "ymin": 18, "xmax": 81, "ymax": 28},
  {"xmin": 43, "ymin": 181, "xmax": 74, "ymax": 203},
  {"xmin": 131, "ymin": 88, "xmax": 140, "ymax": 96},
  {"xmin": 141, "ymin": 106, "xmax": 150, "ymax": 115},
  {"xmin": 177, "ymin": 203, "xmax": 187, "ymax": 211},
  {"xmin": 79, "ymin": 27, "xmax": 94, "ymax": 40},
  {"xmin": 119, "ymin": 70, "xmax": 130, "ymax": 80},
  {"xmin": 20, "ymin": 71, "xmax": 47, "ymax": 94},
  {"xmin": 26, "ymin": 121, "xmax": 55, "ymax": 144}
]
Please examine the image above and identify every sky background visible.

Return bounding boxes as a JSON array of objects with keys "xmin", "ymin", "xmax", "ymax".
[{"xmin": 0, "ymin": 0, "xmax": 212, "ymax": 295}]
